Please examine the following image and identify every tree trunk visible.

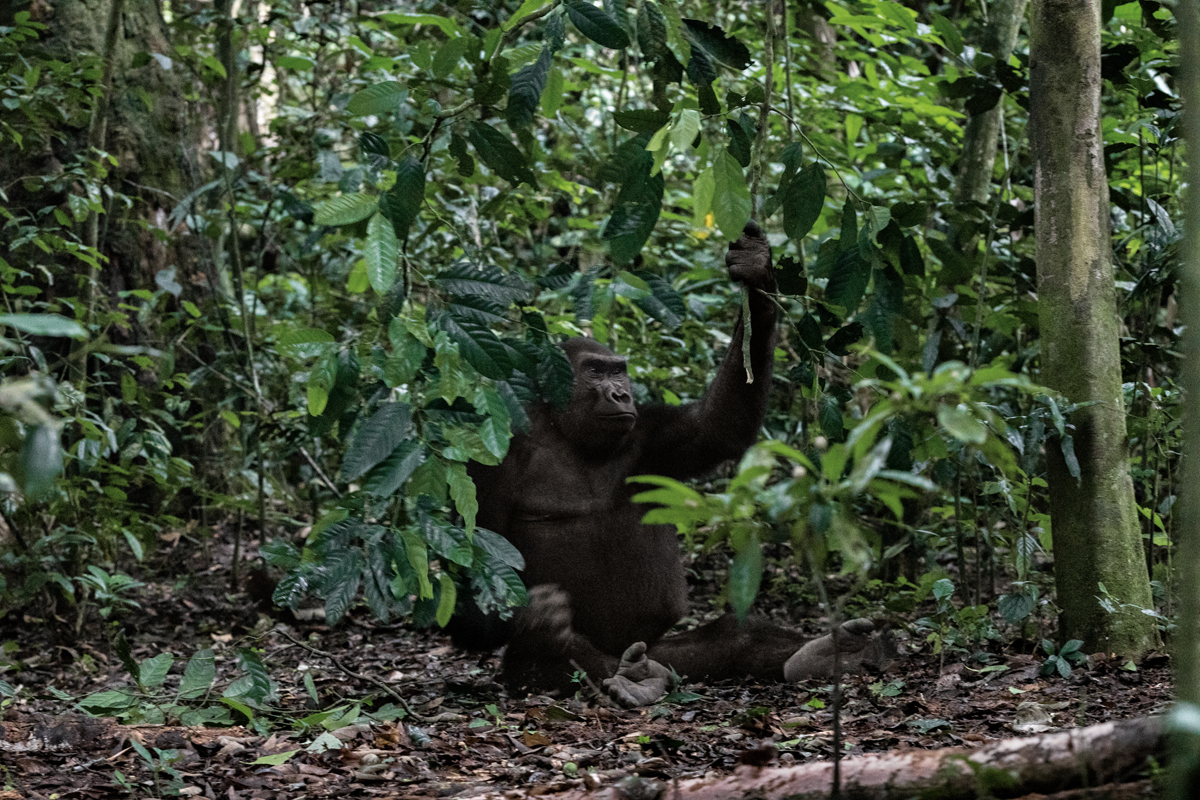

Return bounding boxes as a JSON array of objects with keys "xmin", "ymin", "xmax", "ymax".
[
  {"xmin": 1171, "ymin": 0, "xmax": 1200, "ymax": 796},
  {"xmin": 955, "ymin": 0, "xmax": 1028, "ymax": 206},
  {"xmin": 1029, "ymin": 0, "xmax": 1156, "ymax": 657},
  {"xmin": 471, "ymin": 716, "xmax": 1164, "ymax": 800}
]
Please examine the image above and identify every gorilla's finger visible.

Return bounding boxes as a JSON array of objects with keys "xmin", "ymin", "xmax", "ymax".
[{"xmin": 842, "ymin": 618, "xmax": 877, "ymax": 636}]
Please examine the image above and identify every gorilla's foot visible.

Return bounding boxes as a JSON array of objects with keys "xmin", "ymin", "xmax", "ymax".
[
  {"xmin": 602, "ymin": 642, "xmax": 673, "ymax": 708},
  {"xmin": 783, "ymin": 619, "xmax": 897, "ymax": 681},
  {"xmin": 518, "ymin": 584, "xmax": 574, "ymax": 649}
]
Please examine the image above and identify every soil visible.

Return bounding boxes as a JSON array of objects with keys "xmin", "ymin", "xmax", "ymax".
[{"xmin": 0, "ymin": 529, "xmax": 1174, "ymax": 799}]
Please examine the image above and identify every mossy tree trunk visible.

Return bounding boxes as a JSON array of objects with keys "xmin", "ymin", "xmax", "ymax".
[
  {"xmin": 1171, "ymin": 0, "xmax": 1200, "ymax": 795},
  {"xmin": 1030, "ymin": 0, "xmax": 1156, "ymax": 656},
  {"xmin": 955, "ymin": 0, "xmax": 1029, "ymax": 207}
]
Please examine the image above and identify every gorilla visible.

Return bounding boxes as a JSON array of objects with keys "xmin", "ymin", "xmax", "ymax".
[{"xmin": 455, "ymin": 222, "xmax": 892, "ymax": 706}]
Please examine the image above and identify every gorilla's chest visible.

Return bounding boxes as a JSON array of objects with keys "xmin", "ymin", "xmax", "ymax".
[{"xmin": 511, "ymin": 438, "xmax": 638, "ymax": 520}]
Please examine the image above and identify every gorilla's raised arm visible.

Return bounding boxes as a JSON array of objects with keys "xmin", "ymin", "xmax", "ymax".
[{"xmin": 634, "ymin": 221, "xmax": 777, "ymax": 480}]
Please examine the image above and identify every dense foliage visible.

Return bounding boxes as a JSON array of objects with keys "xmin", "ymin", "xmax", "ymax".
[{"xmin": 0, "ymin": 0, "xmax": 1185, "ymax": 666}]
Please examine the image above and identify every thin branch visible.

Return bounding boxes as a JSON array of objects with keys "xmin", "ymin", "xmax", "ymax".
[{"xmin": 300, "ymin": 447, "xmax": 343, "ymax": 498}]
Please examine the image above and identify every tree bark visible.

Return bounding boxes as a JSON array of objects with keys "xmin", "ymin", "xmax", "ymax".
[
  {"xmin": 955, "ymin": 0, "xmax": 1028, "ymax": 207},
  {"xmin": 1171, "ymin": 1, "xmax": 1200, "ymax": 796},
  {"xmin": 1029, "ymin": 0, "xmax": 1156, "ymax": 657},
  {"xmin": 472, "ymin": 716, "xmax": 1164, "ymax": 800}
]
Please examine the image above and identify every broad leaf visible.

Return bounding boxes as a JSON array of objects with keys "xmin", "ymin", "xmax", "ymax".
[
  {"xmin": 938, "ymin": 404, "xmax": 987, "ymax": 445},
  {"xmin": 614, "ymin": 109, "xmax": 671, "ymax": 133},
  {"xmin": 312, "ymin": 193, "xmax": 377, "ymax": 226},
  {"xmin": 565, "ymin": 0, "xmax": 630, "ymax": 49},
  {"xmin": 447, "ymin": 461, "xmax": 478, "ymax": 535},
  {"xmin": 347, "ymin": 81, "xmax": 405, "ymax": 116},
  {"xmin": 468, "ymin": 122, "xmax": 537, "ymax": 187},
  {"xmin": 365, "ymin": 213, "xmax": 399, "ymax": 294},
  {"xmin": 783, "ymin": 162, "xmax": 826, "ymax": 241},
  {"xmin": 729, "ymin": 532, "xmax": 763, "ymax": 621},
  {"xmin": 179, "ymin": 649, "xmax": 216, "ymax": 699},
  {"xmin": 712, "ymin": 148, "xmax": 751, "ymax": 239},
  {"xmin": 435, "ymin": 261, "xmax": 531, "ymax": 305},
  {"xmin": 362, "ymin": 438, "xmax": 426, "ymax": 496},
  {"xmin": 20, "ymin": 424, "xmax": 62, "ymax": 499},
  {"xmin": 436, "ymin": 314, "xmax": 514, "ymax": 380},
  {"xmin": 341, "ymin": 402, "xmax": 414, "ymax": 481},
  {"xmin": 824, "ymin": 249, "xmax": 871, "ymax": 312},
  {"xmin": 0, "ymin": 314, "xmax": 85, "ymax": 338},
  {"xmin": 379, "ymin": 156, "xmax": 425, "ymax": 243},
  {"xmin": 507, "ymin": 46, "xmax": 553, "ymax": 129}
]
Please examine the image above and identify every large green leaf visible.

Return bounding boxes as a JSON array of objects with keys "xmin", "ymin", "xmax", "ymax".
[
  {"xmin": 447, "ymin": 462, "xmax": 478, "ymax": 535},
  {"xmin": 365, "ymin": 213, "xmax": 398, "ymax": 294},
  {"xmin": 507, "ymin": 46, "xmax": 553, "ymax": 129},
  {"xmin": 380, "ymin": 12, "xmax": 463, "ymax": 37},
  {"xmin": 340, "ymin": 402, "xmax": 414, "ymax": 481},
  {"xmin": 537, "ymin": 342, "xmax": 574, "ymax": 408},
  {"xmin": 436, "ymin": 314, "xmax": 513, "ymax": 380},
  {"xmin": 474, "ymin": 385, "xmax": 513, "ymax": 461},
  {"xmin": 475, "ymin": 528, "xmax": 525, "ymax": 570},
  {"xmin": 613, "ymin": 109, "xmax": 671, "ymax": 132},
  {"xmin": 322, "ymin": 549, "xmax": 363, "ymax": 626},
  {"xmin": 682, "ymin": 18, "xmax": 751, "ymax": 70},
  {"xmin": 711, "ymin": 149, "xmax": 751, "ymax": 240},
  {"xmin": 379, "ymin": 156, "xmax": 425, "ymax": 243},
  {"xmin": 938, "ymin": 404, "xmax": 987, "ymax": 445},
  {"xmin": 362, "ymin": 438, "xmax": 426, "ymax": 497},
  {"xmin": 20, "ymin": 424, "xmax": 62, "ymax": 499},
  {"xmin": 431, "ymin": 36, "xmax": 472, "ymax": 79},
  {"xmin": 564, "ymin": 0, "xmax": 630, "ymax": 49},
  {"xmin": 783, "ymin": 162, "xmax": 827, "ymax": 241},
  {"xmin": 312, "ymin": 193, "xmax": 377, "ymax": 226},
  {"xmin": 347, "ymin": 81, "xmax": 406, "ymax": 116},
  {"xmin": 728, "ymin": 532, "xmax": 763, "ymax": 621},
  {"xmin": 277, "ymin": 327, "xmax": 336, "ymax": 359},
  {"xmin": 179, "ymin": 649, "xmax": 216, "ymax": 699},
  {"xmin": 603, "ymin": 146, "xmax": 665, "ymax": 266},
  {"xmin": 824, "ymin": 248, "xmax": 871, "ymax": 312},
  {"xmin": 468, "ymin": 122, "xmax": 537, "ymax": 187},
  {"xmin": 0, "ymin": 314, "xmax": 85, "ymax": 338},
  {"xmin": 435, "ymin": 261, "xmax": 531, "ymax": 305},
  {"xmin": 436, "ymin": 574, "xmax": 458, "ymax": 627}
]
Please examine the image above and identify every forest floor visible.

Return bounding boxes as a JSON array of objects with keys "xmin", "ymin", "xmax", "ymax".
[{"xmin": 0, "ymin": 529, "xmax": 1175, "ymax": 800}]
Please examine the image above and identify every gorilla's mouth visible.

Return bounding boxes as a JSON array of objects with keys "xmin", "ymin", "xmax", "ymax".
[{"xmin": 598, "ymin": 412, "xmax": 636, "ymax": 420}]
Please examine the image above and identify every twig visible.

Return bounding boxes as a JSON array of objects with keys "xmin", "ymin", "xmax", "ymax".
[
  {"xmin": 569, "ymin": 658, "xmax": 611, "ymax": 706},
  {"xmin": 299, "ymin": 447, "xmax": 342, "ymax": 497},
  {"xmin": 275, "ymin": 628, "xmax": 424, "ymax": 719}
]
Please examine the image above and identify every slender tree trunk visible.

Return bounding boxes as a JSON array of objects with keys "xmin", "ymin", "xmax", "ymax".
[
  {"xmin": 1171, "ymin": 0, "xmax": 1200, "ymax": 795},
  {"xmin": 955, "ymin": 0, "xmax": 1028, "ymax": 206},
  {"xmin": 1029, "ymin": 0, "xmax": 1155, "ymax": 656}
]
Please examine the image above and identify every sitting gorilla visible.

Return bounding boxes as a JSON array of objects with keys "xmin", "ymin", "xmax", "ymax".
[{"xmin": 454, "ymin": 222, "xmax": 893, "ymax": 706}]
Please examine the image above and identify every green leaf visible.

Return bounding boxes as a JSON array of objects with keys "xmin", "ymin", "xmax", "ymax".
[
  {"xmin": 20, "ymin": 424, "xmax": 62, "ymax": 499},
  {"xmin": 436, "ymin": 314, "xmax": 513, "ymax": 380},
  {"xmin": 312, "ymin": 193, "xmax": 377, "ymax": 226},
  {"xmin": 341, "ymin": 402, "xmax": 414, "ymax": 481},
  {"xmin": 541, "ymin": 66, "xmax": 565, "ymax": 116},
  {"xmin": 179, "ymin": 649, "xmax": 215, "ymax": 699},
  {"xmin": 277, "ymin": 327, "xmax": 336, "ymax": 359},
  {"xmin": 447, "ymin": 461, "xmax": 478, "ymax": 535},
  {"xmin": 938, "ymin": 404, "xmax": 987, "ymax": 445},
  {"xmin": 671, "ymin": 109, "xmax": 701, "ymax": 151},
  {"xmin": 614, "ymin": 109, "xmax": 671, "ymax": 132},
  {"xmin": 379, "ymin": 156, "xmax": 425, "ymax": 243},
  {"xmin": 603, "ymin": 145, "xmax": 665, "ymax": 265},
  {"xmin": 365, "ymin": 213, "xmax": 399, "ymax": 294},
  {"xmin": 537, "ymin": 342, "xmax": 574, "ymax": 407},
  {"xmin": 711, "ymin": 148, "xmax": 751, "ymax": 240},
  {"xmin": 475, "ymin": 386, "xmax": 513, "ymax": 460},
  {"xmin": 783, "ymin": 163, "xmax": 826, "ymax": 241},
  {"xmin": 998, "ymin": 593, "xmax": 1035, "ymax": 624},
  {"xmin": 139, "ymin": 652, "xmax": 174, "ymax": 688},
  {"xmin": 79, "ymin": 689, "xmax": 138, "ymax": 713},
  {"xmin": 637, "ymin": 0, "xmax": 668, "ymax": 59},
  {"xmin": 824, "ymin": 249, "xmax": 871, "ymax": 312},
  {"xmin": 431, "ymin": 36, "xmax": 471, "ymax": 79},
  {"xmin": 276, "ymin": 55, "xmax": 314, "ymax": 70},
  {"xmin": 692, "ymin": 166, "xmax": 715, "ymax": 228},
  {"xmin": 726, "ymin": 115, "xmax": 753, "ymax": 167},
  {"xmin": 0, "ymin": 314, "xmax": 85, "ymax": 338},
  {"xmin": 400, "ymin": 528, "xmax": 434, "ymax": 599},
  {"xmin": 729, "ymin": 532, "xmax": 763, "ymax": 621},
  {"xmin": 347, "ymin": 81, "xmax": 405, "ymax": 116},
  {"xmin": 436, "ymin": 574, "xmax": 457, "ymax": 627},
  {"xmin": 475, "ymin": 528, "xmax": 525, "ymax": 569},
  {"xmin": 818, "ymin": 395, "xmax": 844, "ymax": 441},
  {"xmin": 682, "ymin": 18, "xmax": 750, "ymax": 70},
  {"xmin": 362, "ymin": 439, "xmax": 426, "ymax": 497},
  {"xmin": 564, "ymin": 0, "xmax": 630, "ymax": 48},
  {"xmin": 504, "ymin": 0, "xmax": 551, "ymax": 30},
  {"xmin": 380, "ymin": 12, "xmax": 463, "ymax": 37},
  {"xmin": 114, "ymin": 631, "xmax": 139, "ymax": 683},
  {"xmin": 435, "ymin": 261, "xmax": 530, "ymax": 305},
  {"xmin": 323, "ymin": 549, "xmax": 363, "ymax": 626},
  {"xmin": 507, "ymin": 46, "xmax": 553, "ymax": 129},
  {"xmin": 468, "ymin": 122, "xmax": 537, "ymax": 187},
  {"xmin": 234, "ymin": 648, "xmax": 271, "ymax": 704}
]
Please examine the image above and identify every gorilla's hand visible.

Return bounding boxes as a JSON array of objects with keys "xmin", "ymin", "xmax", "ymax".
[
  {"xmin": 726, "ymin": 220, "xmax": 775, "ymax": 294},
  {"xmin": 602, "ymin": 642, "xmax": 672, "ymax": 708},
  {"xmin": 517, "ymin": 584, "xmax": 574, "ymax": 651},
  {"xmin": 783, "ymin": 618, "xmax": 887, "ymax": 681}
]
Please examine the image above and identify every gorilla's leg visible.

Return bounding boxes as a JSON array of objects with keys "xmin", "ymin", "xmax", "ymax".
[
  {"xmin": 499, "ymin": 585, "xmax": 620, "ymax": 696},
  {"xmin": 648, "ymin": 616, "xmax": 895, "ymax": 682}
]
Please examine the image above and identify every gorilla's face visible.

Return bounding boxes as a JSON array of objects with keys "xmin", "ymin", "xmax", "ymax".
[{"xmin": 555, "ymin": 338, "xmax": 637, "ymax": 452}]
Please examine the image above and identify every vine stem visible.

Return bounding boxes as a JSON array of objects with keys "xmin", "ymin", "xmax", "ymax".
[{"xmin": 748, "ymin": 0, "xmax": 777, "ymax": 209}]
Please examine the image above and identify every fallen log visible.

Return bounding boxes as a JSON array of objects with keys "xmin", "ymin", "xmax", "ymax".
[{"xmin": 476, "ymin": 716, "xmax": 1166, "ymax": 800}]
